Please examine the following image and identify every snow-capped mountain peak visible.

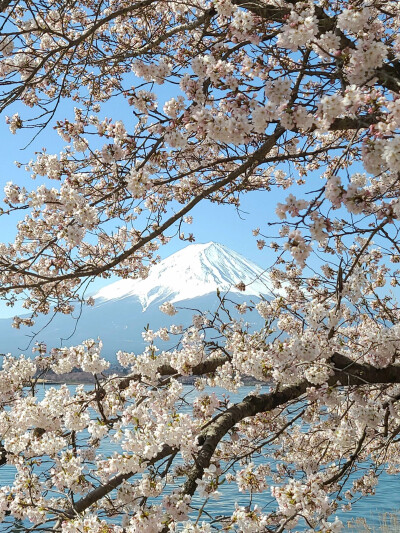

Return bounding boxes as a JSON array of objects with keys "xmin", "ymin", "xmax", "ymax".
[{"xmin": 94, "ymin": 242, "xmax": 272, "ymax": 310}]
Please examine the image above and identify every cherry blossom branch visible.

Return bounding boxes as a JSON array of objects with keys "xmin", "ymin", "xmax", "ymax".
[
  {"xmin": 0, "ymin": 126, "xmax": 285, "ymax": 292},
  {"xmin": 62, "ymin": 351, "xmax": 400, "ymax": 518},
  {"xmin": 62, "ymin": 445, "xmax": 176, "ymax": 519},
  {"xmin": 117, "ymin": 355, "xmax": 231, "ymax": 391},
  {"xmin": 178, "ymin": 352, "xmax": 400, "ymax": 500}
]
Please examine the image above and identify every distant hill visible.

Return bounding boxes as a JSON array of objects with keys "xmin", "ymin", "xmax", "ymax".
[{"xmin": 0, "ymin": 242, "xmax": 272, "ymax": 362}]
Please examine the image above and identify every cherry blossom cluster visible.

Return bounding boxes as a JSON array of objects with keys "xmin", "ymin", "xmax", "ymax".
[{"xmin": 0, "ymin": 0, "xmax": 400, "ymax": 531}]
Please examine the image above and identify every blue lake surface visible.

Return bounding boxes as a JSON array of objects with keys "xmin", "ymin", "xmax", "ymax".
[{"xmin": 1, "ymin": 384, "xmax": 400, "ymax": 531}]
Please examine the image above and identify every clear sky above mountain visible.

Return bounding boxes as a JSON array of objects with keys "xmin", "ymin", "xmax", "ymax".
[
  {"xmin": 0, "ymin": 80, "xmax": 363, "ymax": 320},
  {"xmin": 0, "ymin": 101, "xmax": 284, "ymax": 318},
  {"xmin": 0, "ymin": 116, "xmax": 280, "ymax": 262}
]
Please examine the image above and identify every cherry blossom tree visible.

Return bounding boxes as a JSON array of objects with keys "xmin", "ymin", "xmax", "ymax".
[{"xmin": 1, "ymin": 0, "xmax": 400, "ymax": 531}]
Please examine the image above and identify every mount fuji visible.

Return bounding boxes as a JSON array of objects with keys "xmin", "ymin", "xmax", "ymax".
[
  {"xmin": 0, "ymin": 242, "xmax": 272, "ymax": 362},
  {"xmin": 94, "ymin": 242, "xmax": 272, "ymax": 309}
]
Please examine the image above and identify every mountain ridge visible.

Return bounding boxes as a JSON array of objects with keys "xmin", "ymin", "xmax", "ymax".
[
  {"xmin": 0, "ymin": 242, "xmax": 271, "ymax": 360},
  {"xmin": 94, "ymin": 241, "xmax": 272, "ymax": 310}
]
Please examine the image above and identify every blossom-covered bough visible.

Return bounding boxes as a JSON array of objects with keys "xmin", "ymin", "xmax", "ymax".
[{"xmin": 2, "ymin": 0, "xmax": 400, "ymax": 531}]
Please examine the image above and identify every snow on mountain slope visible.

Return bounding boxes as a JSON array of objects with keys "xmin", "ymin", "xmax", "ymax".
[
  {"xmin": 0, "ymin": 243, "xmax": 272, "ymax": 359},
  {"xmin": 94, "ymin": 242, "xmax": 272, "ymax": 310}
]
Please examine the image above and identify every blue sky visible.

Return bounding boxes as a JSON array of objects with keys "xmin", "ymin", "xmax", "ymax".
[
  {"xmin": 0, "ymin": 89, "xmax": 395, "ymax": 328},
  {"xmin": 0, "ymin": 99, "xmax": 282, "ymax": 318}
]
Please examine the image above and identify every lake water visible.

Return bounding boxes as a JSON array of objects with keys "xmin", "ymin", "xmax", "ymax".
[{"xmin": 1, "ymin": 384, "xmax": 399, "ymax": 531}]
